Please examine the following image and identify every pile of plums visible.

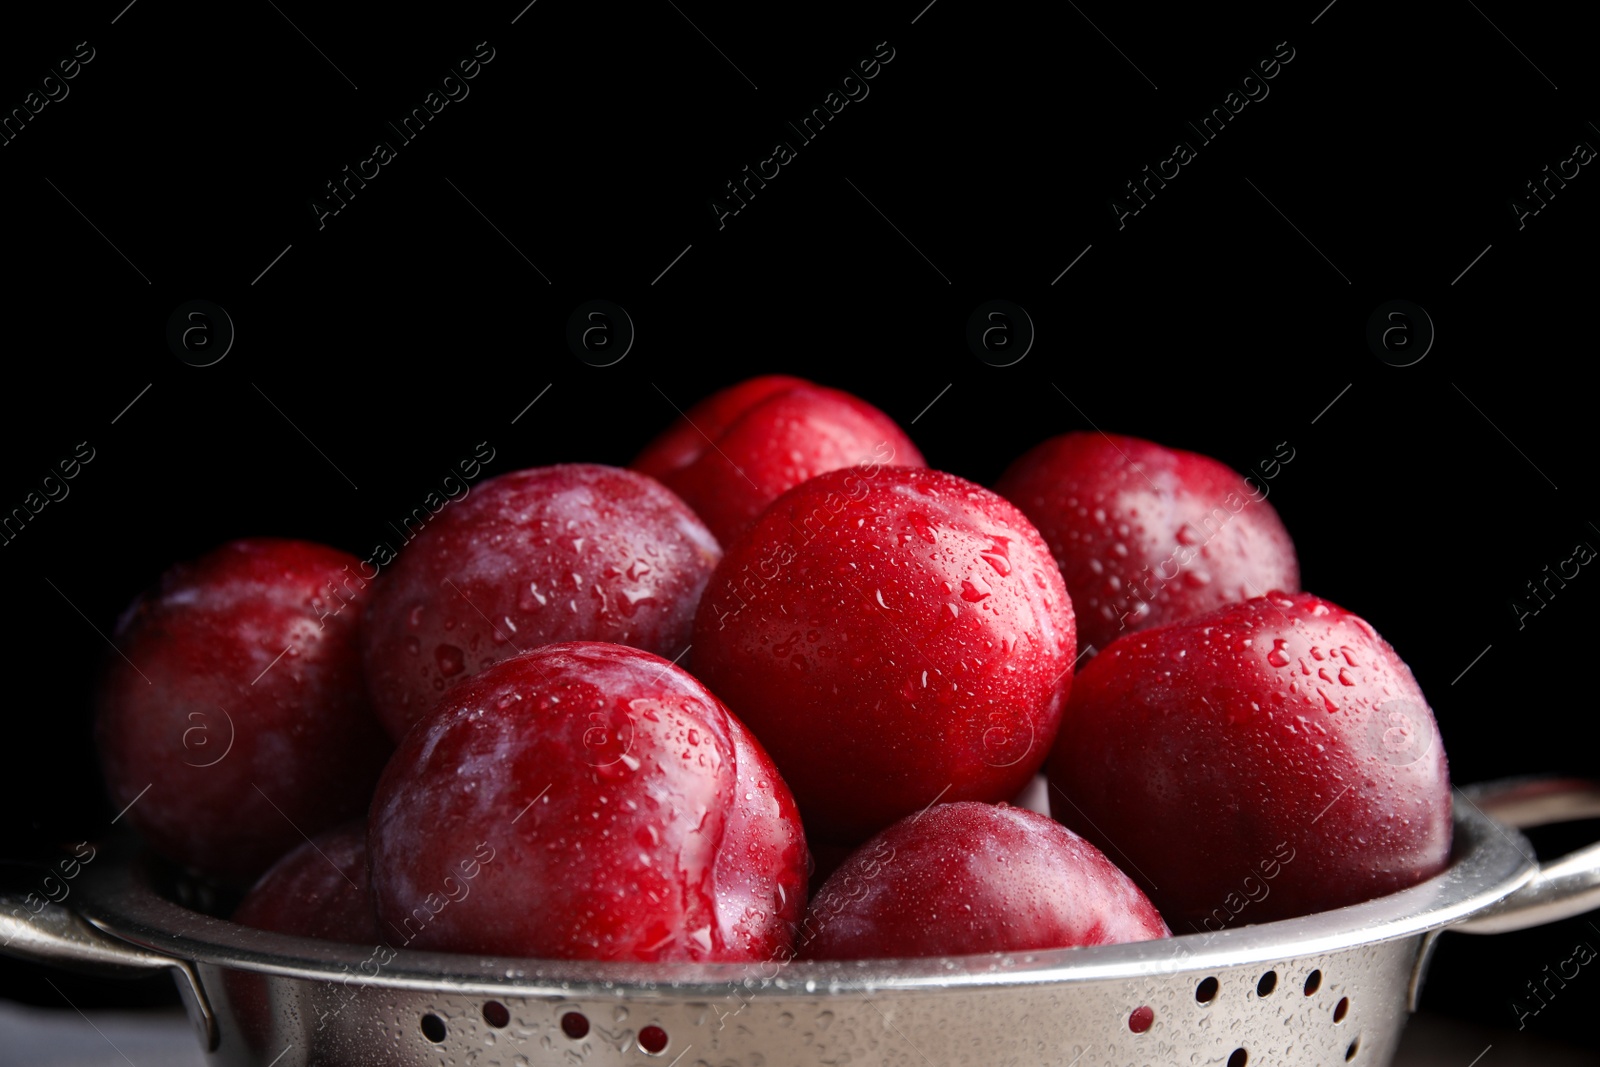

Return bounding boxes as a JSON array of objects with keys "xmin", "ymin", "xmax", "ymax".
[{"xmin": 95, "ymin": 376, "xmax": 1450, "ymax": 964}]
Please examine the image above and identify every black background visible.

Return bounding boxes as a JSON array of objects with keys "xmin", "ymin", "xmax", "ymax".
[{"xmin": 2, "ymin": 0, "xmax": 1596, "ymax": 1053}]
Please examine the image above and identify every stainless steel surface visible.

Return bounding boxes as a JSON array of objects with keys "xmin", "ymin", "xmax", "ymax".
[
  {"xmin": 4, "ymin": 778, "xmax": 1598, "ymax": 1067},
  {"xmin": 10, "ymin": 1004, "xmax": 1592, "ymax": 1067}
]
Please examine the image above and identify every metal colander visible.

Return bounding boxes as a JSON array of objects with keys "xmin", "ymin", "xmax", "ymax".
[{"xmin": 5, "ymin": 777, "xmax": 1599, "ymax": 1067}]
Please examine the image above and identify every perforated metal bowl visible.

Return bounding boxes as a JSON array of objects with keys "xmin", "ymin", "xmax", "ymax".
[{"xmin": 6, "ymin": 777, "xmax": 1599, "ymax": 1067}]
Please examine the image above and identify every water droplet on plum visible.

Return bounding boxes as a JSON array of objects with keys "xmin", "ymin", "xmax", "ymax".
[{"xmin": 435, "ymin": 644, "xmax": 465, "ymax": 676}]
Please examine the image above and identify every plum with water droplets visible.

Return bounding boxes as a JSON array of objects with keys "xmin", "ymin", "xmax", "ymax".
[
  {"xmin": 996, "ymin": 432, "xmax": 1299, "ymax": 654},
  {"xmin": 632, "ymin": 375, "xmax": 808, "ymax": 483},
  {"xmin": 233, "ymin": 821, "xmax": 380, "ymax": 943},
  {"xmin": 1047, "ymin": 591, "xmax": 1450, "ymax": 928},
  {"xmin": 631, "ymin": 376, "xmax": 926, "ymax": 546},
  {"xmin": 95, "ymin": 538, "xmax": 392, "ymax": 883},
  {"xmin": 367, "ymin": 642, "xmax": 808, "ymax": 961},
  {"xmin": 798, "ymin": 802, "xmax": 1169, "ymax": 959},
  {"xmin": 692, "ymin": 466, "xmax": 1076, "ymax": 845},
  {"xmin": 361, "ymin": 465, "xmax": 720, "ymax": 742}
]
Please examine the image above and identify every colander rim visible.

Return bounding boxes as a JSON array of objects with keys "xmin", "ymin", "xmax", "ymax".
[{"xmin": 63, "ymin": 792, "xmax": 1536, "ymax": 998}]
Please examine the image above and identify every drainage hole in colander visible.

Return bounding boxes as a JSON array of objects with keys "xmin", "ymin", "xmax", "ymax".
[
  {"xmin": 638, "ymin": 1025, "xmax": 669, "ymax": 1055},
  {"xmin": 1128, "ymin": 1006, "xmax": 1154, "ymax": 1033},
  {"xmin": 1195, "ymin": 976, "xmax": 1219, "ymax": 1003},
  {"xmin": 561, "ymin": 1011, "xmax": 590, "ymax": 1039},
  {"xmin": 1304, "ymin": 969, "xmax": 1322, "ymax": 996},
  {"xmin": 1346, "ymin": 1036, "xmax": 1360, "ymax": 1060},
  {"xmin": 1227, "ymin": 1048, "xmax": 1247, "ymax": 1067},
  {"xmin": 1334, "ymin": 996, "xmax": 1350, "ymax": 1023},
  {"xmin": 420, "ymin": 1014, "xmax": 447, "ymax": 1043},
  {"xmin": 482, "ymin": 1001, "xmax": 510, "ymax": 1029},
  {"xmin": 1257, "ymin": 971, "xmax": 1277, "ymax": 997}
]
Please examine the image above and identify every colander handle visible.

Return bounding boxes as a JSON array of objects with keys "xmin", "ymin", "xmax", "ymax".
[
  {"xmin": 0, "ymin": 862, "xmax": 219, "ymax": 1050},
  {"xmin": 2, "ymin": 893, "xmax": 180, "ymax": 975},
  {"xmin": 1451, "ymin": 776, "xmax": 1600, "ymax": 934}
]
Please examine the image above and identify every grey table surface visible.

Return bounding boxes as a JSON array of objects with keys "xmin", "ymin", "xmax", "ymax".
[{"xmin": 0, "ymin": 1003, "xmax": 1590, "ymax": 1067}]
